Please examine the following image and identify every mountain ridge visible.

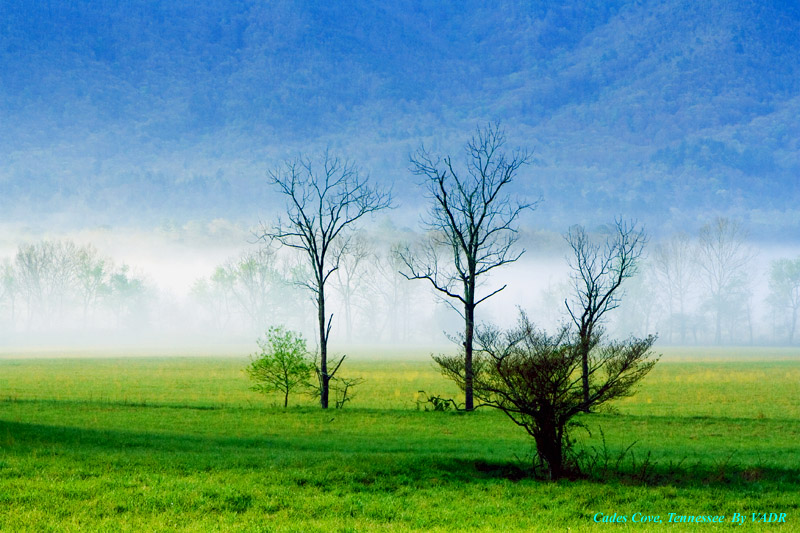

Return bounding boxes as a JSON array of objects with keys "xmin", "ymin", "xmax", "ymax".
[{"xmin": 1, "ymin": 0, "xmax": 797, "ymax": 239}]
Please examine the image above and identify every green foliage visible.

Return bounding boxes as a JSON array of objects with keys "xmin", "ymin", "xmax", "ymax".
[{"xmin": 246, "ymin": 326, "xmax": 313, "ymax": 407}]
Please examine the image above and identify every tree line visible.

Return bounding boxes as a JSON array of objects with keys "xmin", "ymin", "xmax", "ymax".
[
  {"xmin": 0, "ymin": 225, "xmax": 796, "ymax": 348},
  {"xmin": 0, "ymin": 241, "xmax": 149, "ymax": 333},
  {"xmin": 0, "ymin": 223, "xmax": 797, "ymax": 348},
  {"xmin": 614, "ymin": 219, "xmax": 799, "ymax": 346}
]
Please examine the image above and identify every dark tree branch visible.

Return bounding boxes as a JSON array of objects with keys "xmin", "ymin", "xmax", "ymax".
[
  {"xmin": 400, "ymin": 123, "xmax": 535, "ymax": 411},
  {"xmin": 260, "ymin": 152, "xmax": 392, "ymax": 408},
  {"xmin": 565, "ymin": 219, "xmax": 647, "ymax": 409}
]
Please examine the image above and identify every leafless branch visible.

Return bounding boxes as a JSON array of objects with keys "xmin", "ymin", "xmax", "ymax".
[{"xmin": 259, "ymin": 152, "xmax": 392, "ymax": 408}]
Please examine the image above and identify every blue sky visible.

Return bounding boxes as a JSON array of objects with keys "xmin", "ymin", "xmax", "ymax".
[{"xmin": 1, "ymin": 0, "xmax": 798, "ymax": 243}]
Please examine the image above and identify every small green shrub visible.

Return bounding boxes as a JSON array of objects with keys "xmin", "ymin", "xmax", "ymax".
[{"xmin": 246, "ymin": 326, "xmax": 313, "ymax": 407}]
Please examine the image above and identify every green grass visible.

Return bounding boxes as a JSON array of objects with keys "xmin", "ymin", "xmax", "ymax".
[{"xmin": 0, "ymin": 348, "xmax": 798, "ymax": 531}]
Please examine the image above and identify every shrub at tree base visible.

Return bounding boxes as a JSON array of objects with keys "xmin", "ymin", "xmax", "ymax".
[
  {"xmin": 434, "ymin": 312, "xmax": 658, "ymax": 480},
  {"xmin": 246, "ymin": 326, "xmax": 313, "ymax": 407}
]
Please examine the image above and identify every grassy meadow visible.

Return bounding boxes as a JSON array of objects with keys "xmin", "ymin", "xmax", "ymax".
[{"xmin": 0, "ymin": 347, "xmax": 797, "ymax": 531}]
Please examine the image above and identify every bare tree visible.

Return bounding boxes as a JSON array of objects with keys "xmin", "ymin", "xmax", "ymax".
[
  {"xmin": 331, "ymin": 234, "xmax": 372, "ymax": 342},
  {"xmin": 14, "ymin": 240, "xmax": 79, "ymax": 328},
  {"xmin": 1, "ymin": 260, "xmax": 17, "ymax": 327},
  {"xmin": 565, "ymin": 220, "xmax": 646, "ymax": 409},
  {"xmin": 261, "ymin": 152, "xmax": 391, "ymax": 408},
  {"xmin": 230, "ymin": 247, "xmax": 281, "ymax": 332},
  {"xmin": 652, "ymin": 233, "xmax": 696, "ymax": 344},
  {"xmin": 435, "ymin": 312, "xmax": 658, "ymax": 480},
  {"xmin": 74, "ymin": 245, "xmax": 109, "ymax": 326},
  {"xmin": 399, "ymin": 124, "xmax": 533, "ymax": 411},
  {"xmin": 696, "ymin": 218, "xmax": 753, "ymax": 345},
  {"xmin": 767, "ymin": 257, "xmax": 800, "ymax": 344}
]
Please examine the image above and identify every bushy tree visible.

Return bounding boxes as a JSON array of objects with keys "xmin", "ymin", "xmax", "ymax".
[
  {"xmin": 107, "ymin": 265, "xmax": 150, "ymax": 330},
  {"xmin": 247, "ymin": 326, "xmax": 314, "ymax": 407},
  {"xmin": 434, "ymin": 312, "xmax": 658, "ymax": 480}
]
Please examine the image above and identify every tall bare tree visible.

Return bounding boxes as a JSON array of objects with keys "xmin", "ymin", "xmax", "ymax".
[
  {"xmin": 652, "ymin": 232, "xmax": 696, "ymax": 343},
  {"xmin": 399, "ymin": 124, "xmax": 533, "ymax": 411},
  {"xmin": 331, "ymin": 235, "xmax": 372, "ymax": 342},
  {"xmin": 696, "ymin": 217, "xmax": 753, "ymax": 345},
  {"xmin": 565, "ymin": 219, "xmax": 646, "ymax": 409},
  {"xmin": 767, "ymin": 257, "xmax": 800, "ymax": 344},
  {"xmin": 75, "ymin": 245, "xmax": 109, "ymax": 326},
  {"xmin": 261, "ymin": 152, "xmax": 391, "ymax": 409}
]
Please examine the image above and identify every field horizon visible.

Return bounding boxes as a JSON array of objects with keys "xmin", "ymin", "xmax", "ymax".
[{"xmin": 1, "ymin": 342, "xmax": 799, "ymax": 361}]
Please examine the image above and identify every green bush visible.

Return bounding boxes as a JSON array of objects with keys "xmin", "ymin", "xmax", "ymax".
[{"xmin": 246, "ymin": 326, "xmax": 313, "ymax": 407}]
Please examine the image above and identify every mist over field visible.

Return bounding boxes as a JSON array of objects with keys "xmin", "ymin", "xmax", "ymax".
[{"xmin": 2, "ymin": 1, "xmax": 799, "ymax": 351}]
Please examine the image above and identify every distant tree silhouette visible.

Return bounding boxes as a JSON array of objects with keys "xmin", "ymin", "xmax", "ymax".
[
  {"xmin": 696, "ymin": 218, "xmax": 753, "ymax": 345},
  {"xmin": 652, "ymin": 233, "xmax": 696, "ymax": 344},
  {"xmin": 768, "ymin": 257, "xmax": 800, "ymax": 344}
]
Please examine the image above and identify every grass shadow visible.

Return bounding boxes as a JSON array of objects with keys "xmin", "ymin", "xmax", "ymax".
[
  {"xmin": 427, "ymin": 455, "xmax": 800, "ymax": 489},
  {"xmin": 0, "ymin": 410, "xmax": 797, "ymax": 493}
]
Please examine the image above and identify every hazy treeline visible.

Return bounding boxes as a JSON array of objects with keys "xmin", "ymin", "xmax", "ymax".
[
  {"xmin": 0, "ymin": 221, "xmax": 440, "ymax": 345},
  {"xmin": 582, "ymin": 218, "xmax": 799, "ymax": 346},
  {"xmin": 187, "ymin": 221, "xmax": 437, "ymax": 344},
  {"xmin": 0, "ymin": 240, "xmax": 150, "ymax": 336},
  {"xmin": 0, "ymin": 218, "xmax": 798, "ymax": 347}
]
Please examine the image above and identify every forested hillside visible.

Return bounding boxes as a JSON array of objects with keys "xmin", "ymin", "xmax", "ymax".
[{"xmin": 1, "ymin": 0, "xmax": 798, "ymax": 237}]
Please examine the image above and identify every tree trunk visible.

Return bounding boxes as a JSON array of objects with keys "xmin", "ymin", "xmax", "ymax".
[
  {"xmin": 464, "ymin": 274, "xmax": 476, "ymax": 412},
  {"xmin": 318, "ymin": 282, "xmax": 329, "ymax": 409},
  {"xmin": 534, "ymin": 422, "xmax": 563, "ymax": 481},
  {"xmin": 464, "ymin": 301, "xmax": 474, "ymax": 411},
  {"xmin": 580, "ymin": 324, "xmax": 591, "ymax": 410},
  {"xmin": 283, "ymin": 368, "xmax": 290, "ymax": 408}
]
